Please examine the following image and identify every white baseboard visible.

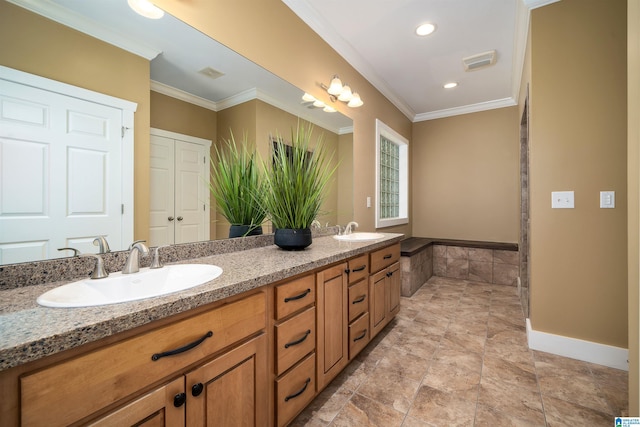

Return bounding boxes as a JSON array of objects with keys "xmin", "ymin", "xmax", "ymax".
[{"xmin": 526, "ymin": 318, "xmax": 629, "ymax": 371}]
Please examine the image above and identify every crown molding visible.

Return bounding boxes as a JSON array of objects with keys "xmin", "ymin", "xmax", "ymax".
[
  {"xmin": 522, "ymin": 0, "xmax": 562, "ymax": 10},
  {"xmin": 413, "ymin": 97, "xmax": 517, "ymax": 122},
  {"xmin": 6, "ymin": 0, "xmax": 161, "ymax": 60},
  {"xmin": 150, "ymin": 81, "xmax": 218, "ymax": 111}
]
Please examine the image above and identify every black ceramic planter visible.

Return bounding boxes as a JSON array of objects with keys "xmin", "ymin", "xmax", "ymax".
[
  {"xmin": 274, "ymin": 228, "xmax": 312, "ymax": 250},
  {"xmin": 229, "ymin": 225, "xmax": 263, "ymax": 238}
]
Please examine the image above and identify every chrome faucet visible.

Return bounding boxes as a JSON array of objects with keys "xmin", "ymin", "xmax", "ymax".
[
  {"xmin": 150, "ymin": 245, "xmax": 169, "ymax": 269},
  {"xmin": 122, "ymin": 240, "xmax": 149, "ymax": 274},
  {"xmin": 93, "ymin": 236, "xmax": 111, "ymax": 254},
  {"xmin": 344, "ymin": 221, "xmax": 359, "ymax": 235}
]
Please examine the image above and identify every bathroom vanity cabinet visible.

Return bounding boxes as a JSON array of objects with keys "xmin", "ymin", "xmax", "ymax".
[{"xmin": 0, "ymin": 238, "xmax": 402, "ymax": 426}]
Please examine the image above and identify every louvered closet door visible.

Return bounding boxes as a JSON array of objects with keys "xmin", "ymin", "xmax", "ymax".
[{"xmin": 0, "ymin": 79, "xmax": 124, "ymax": 264}]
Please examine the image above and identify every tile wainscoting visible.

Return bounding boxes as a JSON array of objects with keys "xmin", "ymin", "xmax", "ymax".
[{"xmin": 400, "ymin": 238, "xmax": 519, "ymax": 297}]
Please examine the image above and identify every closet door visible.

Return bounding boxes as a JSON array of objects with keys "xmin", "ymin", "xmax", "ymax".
[
  {"xmin": 149, "ymin": 135, "xmax": 176, "ymax": 246},
  {"xmin": 149, "ymin": 130, "xmax": 210, "ymax": 247}
]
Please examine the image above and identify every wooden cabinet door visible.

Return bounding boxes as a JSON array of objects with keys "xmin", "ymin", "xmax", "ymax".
[
  {"xmin": 316, "ymin": 263, "xmax": 348, "ymax": 389},
  {"xmin": 369, "ymin": 269, "xmax": 388, "ymax": 338},
  {"xmin": 387, "ymin": 262, "xmax": 401, "ymax": 317},
  {"xmin": 88, "ymin": 377, "xmax": 185, "ymax": 427},
  {"xmin": 185, "ymin": 334, "xmax": 267, "ymax": 427}
]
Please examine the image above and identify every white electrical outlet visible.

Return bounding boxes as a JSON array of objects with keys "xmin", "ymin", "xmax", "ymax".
[
  {"xmin": 600, "ymin": 191, "xmax": 615, "ymax": 208},
  {"xmin": 366, "ymin": 196, "xmax": 371, "ymax": 208},
  {"xmin": 551, "ymin": 191, "xmax": 574, "ymax": 209}
]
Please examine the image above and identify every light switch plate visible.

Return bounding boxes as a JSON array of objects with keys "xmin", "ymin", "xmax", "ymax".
[
  {"xmin": 552, "ymin": 191, "xmax": 574, "ymax": 209},
  {"xmin": 600, "ymin": 191, "xmax": 615, "ymax": 208}
]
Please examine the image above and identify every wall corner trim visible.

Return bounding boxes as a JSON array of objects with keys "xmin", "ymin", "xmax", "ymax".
[{"xmin": 526, "ymin": 319, "xmax": 629, "ymax": 371}]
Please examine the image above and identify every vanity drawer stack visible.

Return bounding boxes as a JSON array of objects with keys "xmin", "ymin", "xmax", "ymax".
[
  {"xmin": 272, "ymin": 274, "xmax": 317, "ymax": 427},
  {"xmin": 346, "ymin": 254, "xmax": 370, "ymax": 359}
]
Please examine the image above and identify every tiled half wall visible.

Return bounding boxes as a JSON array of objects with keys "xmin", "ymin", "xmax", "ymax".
[{"xmin": 400, "ymin": 238, "xmax": 519, "ymax": 297}]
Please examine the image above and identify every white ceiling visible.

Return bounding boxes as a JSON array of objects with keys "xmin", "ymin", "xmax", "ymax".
[{"xmin": 284, "ymin": 0, "xmax": 557, "ymax": 121}]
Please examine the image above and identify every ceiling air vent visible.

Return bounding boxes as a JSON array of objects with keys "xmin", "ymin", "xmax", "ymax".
[
  {"xmin": 462, "ymin": 50, "xmax": 497, "ymax": 71},
  {"xmin": 198, "ymin": 67, "xmax": 225, "ymax": 80}
]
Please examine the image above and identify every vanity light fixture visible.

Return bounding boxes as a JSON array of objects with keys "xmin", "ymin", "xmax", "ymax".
[
  {"xmin": 443, "ymin": 82, "xmax": 458, "ymax": 89},
  {"xmin": 321, "ymin": 75, "xmax": 364, "ymax": 108},
  {"xmin": 301, "ymin": 93, "xmax": 337, "ymax": 113},
  {"xmin": 127, "ymin": 0, "xmax": 165, "ymax": 19}
]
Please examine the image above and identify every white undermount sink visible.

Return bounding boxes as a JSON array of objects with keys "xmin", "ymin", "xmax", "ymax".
[
  {"xmin": 37, "ymin": 264, "xmax": 223, "ymax": 308},
  {"xmin": 333, "ymin": 232, "xmax": 385, "ymax": 242}
]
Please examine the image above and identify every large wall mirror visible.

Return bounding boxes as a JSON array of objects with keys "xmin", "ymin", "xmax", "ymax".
[{"xmin": 0, "ymin": 0, "xmax": 354, "ymax": 265}]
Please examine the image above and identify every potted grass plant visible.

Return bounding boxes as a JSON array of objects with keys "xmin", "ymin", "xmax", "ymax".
[
  {"xmin": 209, "ymin": 132, "xmax": 267, "ymax": 238},
  {"xmin": 262, "ymin": 122, "xmax": 336, "ymax": 250}
]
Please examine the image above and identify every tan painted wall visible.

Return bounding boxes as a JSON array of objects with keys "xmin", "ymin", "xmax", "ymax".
[
  {"xmin": 529, "ymin": 0, "xmax": 628, "ymax": 347},
  {"xmin": 411, "ymin": 107, "xmax": 520, "ymax": 243},
  {"xmin": 628, "ymin": 0, "xmax": 640, "ymax": 416},
  {"xmin": 0, "ymin": 2, "xmax": 151, "ymax": 244},
  {"xmin": 152, "ymin": 0, "xmax": 413, "ymax": 235}
]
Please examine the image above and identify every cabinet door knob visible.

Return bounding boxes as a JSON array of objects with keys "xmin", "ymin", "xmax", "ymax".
[
  {"xmin": 177, "ymin": 216, "xmax": 184, "ymax": 221},
  {"xmin": 173, "ymin": 392, "xmax": 186, "ymax": 407},
  {"xmin": 192, "ymin": 382, "xmax": 204, "ymax": 397},
  {"xmin": 168, "ymin": 216, "xmax": 175, "ymax": 222}
]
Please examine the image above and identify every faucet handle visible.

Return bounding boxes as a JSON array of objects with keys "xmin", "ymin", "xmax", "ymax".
[
  {"xmin": 150, "ymin": 245, "xmax": 169, "ymax": 269},
  {"xmin": 79, "ymin": 254, "xmax": 109, "ymax": 279},
  {"xmin": 58, "ymin": 247, "xmax": 81, "ymax": 257}
]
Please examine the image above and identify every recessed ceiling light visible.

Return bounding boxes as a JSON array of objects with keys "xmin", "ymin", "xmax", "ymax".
[
  {"xmin": 416, "ymin": 23, "xmax": 436, "ymax": 36},
  {"xmin": 443, "ymin": 82, "xmax": 458, "ymax": 89},
  {"xmin": 128, "ymin": 0, "xmax": 165, "ymax": 19}
]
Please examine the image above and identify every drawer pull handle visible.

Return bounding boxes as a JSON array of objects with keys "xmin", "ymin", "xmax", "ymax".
[
  {"xmin": 173, "ymin": 392, "xmax": 187, "ymax": 407},
  {"xmin": 353, "ymin": 329, "xmax": 368, "ymax": 342},
  {"xmin": 352, "ymin": 265, "xmax": 366, "ymax": 272},
  {"xmin": 352, "ymin": 295, "xmax": 366, "ymax": 304},
  {"xmin": 151, "ymin": 331, "xmax": 213, "ymax": 361},
  {"xmin": 345, "ymin": 268, "xmax": 350, "ymax": 274},
  {"xmin": 284, "ymin": 329, "xmax": 311, "ymax": 348},
  {"xmin": 383, "ymin": 254, "xmax": 392, "ymax": 259},
  {"xmin": 284, "ymin": 378, "xmax": 311, "ymax": 402},
  {"xmin": 284, "ymin": 288, "xmax": 311, "ymax": 303},
  {"xmin": 386, "ymin": 271, "xmax": 394, "ymax": 277}
]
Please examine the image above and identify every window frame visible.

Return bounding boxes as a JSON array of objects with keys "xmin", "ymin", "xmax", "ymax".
[{"xmin": 375, "ymin": 119, "xmax": 409, "ymax": 228}]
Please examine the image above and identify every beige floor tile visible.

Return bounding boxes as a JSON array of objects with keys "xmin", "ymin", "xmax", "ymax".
[
  {"xmin": 481, "ymin": 354, "xmax": 538, "ymax": 391},
  {"xmin": 542, "ymin": 394, "xmax": 613, "ymax": 427},
  {"xmin": 537, "ymin": 370, "xmax": 612, "ymax": 414},
  {"xmin": 357, "ymin": 368, "xmax": 421, "ymax": 413},
  {"xmin": 474, "ymin": 404, "xmax": 546, "ymax": 427},
  {"xmin": 478, "ymin": 375, "xmax": 545, "ymax": 425},
  {"xmin": 376, "ymin": 346, "xmax": 433, "ymax": 382},
  {"xmin": 422, "ymin": 358, "xmax": 480, "ymax": 402},
  {"xmin": 408, "ymin": 385, "xmax": 477, "ymax": 426},
  {"xmin": 330, "ymin": 393, "xmax": 406, "ymax": 427}
]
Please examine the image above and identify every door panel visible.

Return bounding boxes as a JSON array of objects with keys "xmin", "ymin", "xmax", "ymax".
[{"xmin": 0, "ymin": 79, "xmax": 125, "ymax": 264}]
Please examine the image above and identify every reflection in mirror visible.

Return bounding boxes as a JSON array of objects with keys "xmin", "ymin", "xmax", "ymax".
[{"xmin": 0, "ymin": 0, "xmax": 353, "ymax": 265}]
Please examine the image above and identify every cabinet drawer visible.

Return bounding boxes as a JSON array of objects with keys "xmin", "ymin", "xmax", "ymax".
[
  {"xmin": 275, "ymin": 306, "xmax": 316, "ymax": 375},
  {"xmin": 370, "ymin": 243, "xmax": 400, "ymax": 273},
  {"xmin": 349, "ymin": 313, "xmax": 370, "ymax": 360},
  {"xmin": 274, "ymin": 274, "xmax": 315, "ymax": 320},
  {"xmin": 347, "ymin": 254, "xmax": 368, "ymax": 284},
  {"xmin": 348, "ymin": 279, "xmax": 368, "ymax": 322},
  {"xmin": 276, "ymin": 353, "xmax": 316, "ymax": 427},
  {"xmin": 21, "ymin": 292, "xmax": 266, "ymax": 427}
]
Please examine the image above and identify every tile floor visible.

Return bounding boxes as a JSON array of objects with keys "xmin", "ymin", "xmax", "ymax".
[{"xmin": 291, "ymin": 276, "xmax": 629, "ymax": 426}]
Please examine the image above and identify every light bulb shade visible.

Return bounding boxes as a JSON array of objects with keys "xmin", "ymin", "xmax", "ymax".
[
  {"xmin": 302, "ymin": 93, "xmax": 316, "ymax": 102},
  {"xmin": 327, "ymin": 75, "xmax": 343, "ymax": 95},
  {"xmin": 337, "ymin": 84, "xmax": 353, "ymax": 102},
  {"xmin": 347, "ymin": 92, "xmax": 363, "ymax": 108},
  {"xmin": 313, "ymin": 99, "xmax": 326, "ymax": 108},
  {"xmin": 128, "ymin": 0, "xmax": 165, "ymax": 19},
  {"xmin": 323, "ymin": 106, "xmax": 337, "ymax": 113}
]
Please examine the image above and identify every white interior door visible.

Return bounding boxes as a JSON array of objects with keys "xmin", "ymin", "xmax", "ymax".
[
  {"xmin": 149, "ymin": 129, "xmax": 210, "ymax": 247},
  {"xmin": 0, "ymin": 70, "xmax": 134, "ymax": 264},
  {"xmin": 149, "ymin": 135, "xmax": 175, "ymax": 247}
]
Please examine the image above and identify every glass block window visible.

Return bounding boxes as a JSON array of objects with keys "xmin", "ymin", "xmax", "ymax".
[
  {"xmin": 379, "ymin": 135, "xmax": 400, "ymax": 219},
  {"xmin": 375, "ymin": 119, "xmax": 408, "ymax": 228}
]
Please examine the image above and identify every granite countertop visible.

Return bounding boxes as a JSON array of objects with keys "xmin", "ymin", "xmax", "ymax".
[{"xmin": 0, "ymin": 234, "xmax": 402, "ymax": 372}]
